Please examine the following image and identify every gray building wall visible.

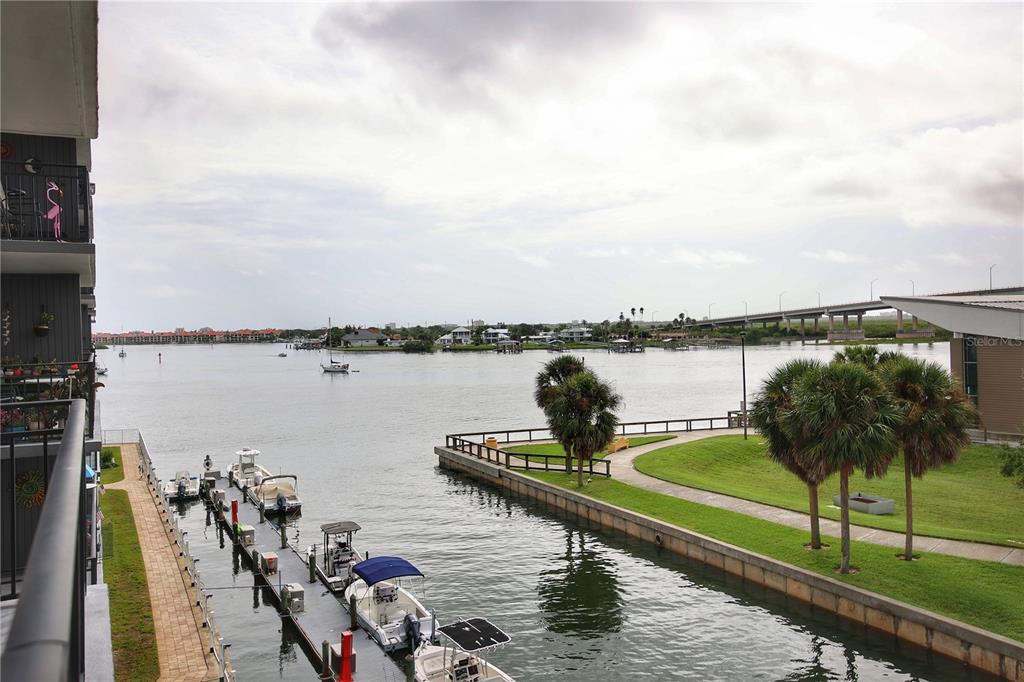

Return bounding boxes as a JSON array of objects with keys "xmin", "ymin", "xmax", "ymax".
[{"xmin": 1, "ymin": 273, "xmax": 85, "ymax": 363}]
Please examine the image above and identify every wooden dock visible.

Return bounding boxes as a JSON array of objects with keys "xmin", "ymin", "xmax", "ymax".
[{"xmin": 207, "ymin": 478, "xmax": 407, "ymax": 682}]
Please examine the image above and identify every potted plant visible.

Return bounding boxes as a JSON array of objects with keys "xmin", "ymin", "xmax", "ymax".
[{"xmin": 34, "ymin": 312, "xmax": 54, "ymax": 338}]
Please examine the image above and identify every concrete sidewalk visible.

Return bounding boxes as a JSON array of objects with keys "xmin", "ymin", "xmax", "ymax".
[{"xmin": 602, "ymin": 429, "xmax": 1024, "ymax": 566}]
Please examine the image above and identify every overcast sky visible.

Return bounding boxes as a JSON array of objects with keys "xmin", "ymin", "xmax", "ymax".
[{"xmin": 92, "ymin": 2, "xmax": 1023, "ymax": 331}]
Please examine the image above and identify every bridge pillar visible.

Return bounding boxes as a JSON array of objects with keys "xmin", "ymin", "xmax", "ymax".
[
  {"xmin": 896, "ymin": 309, "xmax": 904, "ymax": 333},
  {"xmin": 785, "ymin": 317, "xmax": 791, "ymax": 332},
  {"xmin": 814, "ymin": 317, "xmax": 819, "ymax": 332},
  {"xmin": 912, "ymin": 315, "xmax": 918, "ymax": 332},
  {"xmin": 856, "ymin": 313, "xmax": 863, "ymax": 330},
  {"xmin": 800, "ymin": 318, "xmax": 805, "ymax": 336},
  {"xmin": 843, "ymin": 313, "xmax": 849, "ymax": 331},
  {"xmin": 828, "ymin": 315, "xmax": 834, "ymax": 332},
  {"xmin": 762, "ymin": 320, "xmax": 767, "ymax": 329}
]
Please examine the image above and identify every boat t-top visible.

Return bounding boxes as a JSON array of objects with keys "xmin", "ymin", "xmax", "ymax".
[
  {"xmin": 229, "ymin": 447, "xmax": 272, "ymax": 490},
  {"xmin": 414, "ymin": 617, "xmax": 515, "ymax": 682},
  {"xmin": 313, "ymin": 521, "xmax": 364, "ymax": 593},
  {"xmin": 343, "ymin": 556, "xmax": 438, "ymax": 653},
  {"xmin": 249, "ymin": 474, "xmax": 302, "ymax": 515},
  {"xmin": 163, "ymin": 470, "xmax": 200, "ymax": 502}
]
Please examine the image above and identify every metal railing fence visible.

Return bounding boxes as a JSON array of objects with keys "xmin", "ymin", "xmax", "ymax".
[
  {"xmin": 1, "ymin": 160, "xmax": 92, "ymax": 243},
  {"xmin": 0, "ymin": 400, "xmax": 87, "ymax": 681}
]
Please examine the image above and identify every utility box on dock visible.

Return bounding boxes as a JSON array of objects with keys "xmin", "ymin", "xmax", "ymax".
[
  {"xmin": 282, "ymin": 582, "xmax": 305, "ymax": 613},
  {"xmin": 262, "ymin": 552, "xmax": 279, "ymax": 575},
  {"xmin": 330, "ymin": 643, "xmax": 356, "ymax": 675},
  {"xmin": 239, "ymin": 524, "xmax": 256, "ymax": 547}
]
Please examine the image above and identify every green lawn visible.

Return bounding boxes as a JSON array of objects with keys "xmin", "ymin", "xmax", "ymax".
[
  {"xmin": 101, "ymin": 489, "xmax": 159, "ymax": 681},
  {"xmin": 633, "ymin": 435, "xmax": 1024, "ymax": 547},
  {"xmin": 506, "ymin": 435, "xmax": 676, "ymax": 462},
  {"xmin": 100, "ymin": 446, "xmax": 123, "ymax": 484},
  {"xmin": 526, "ymin": 471, "xmax": 1024, "ymax": 642}
]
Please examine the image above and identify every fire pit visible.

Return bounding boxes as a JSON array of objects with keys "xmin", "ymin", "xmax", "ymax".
[{"xmin": 832, "ymin": 492, "xmax": 895, "ymax": 515}]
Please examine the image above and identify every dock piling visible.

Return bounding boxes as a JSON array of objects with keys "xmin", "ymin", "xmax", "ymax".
[{"xmin": 349, "ymin": 594, "xmax": 357, "ymax": 630}]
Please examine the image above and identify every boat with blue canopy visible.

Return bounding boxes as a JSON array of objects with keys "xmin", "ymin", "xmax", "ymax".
[{"xmin": 343, "ymin": 556, "xmax": 437, "ymax": 653}]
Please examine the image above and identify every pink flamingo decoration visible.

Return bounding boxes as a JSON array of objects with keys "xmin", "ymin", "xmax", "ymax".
[{"xmin": 46, "ymin": 180, "xmax": 63, "ymax": 241}]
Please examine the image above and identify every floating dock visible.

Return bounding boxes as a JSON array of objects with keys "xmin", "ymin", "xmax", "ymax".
[{"xmin": 206, "ymin": 476, "xmax": 407, "ymax": 682}]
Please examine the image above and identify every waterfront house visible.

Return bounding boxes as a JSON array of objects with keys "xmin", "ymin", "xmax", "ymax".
[
  {"xmin": 450, "ymin": 326, "xmax": 472, "ymax": 345},
  {"xmin": 881, "ymin": 292, "xmax": 1024, "ymax": 439},
  {"xmin": 481, "ymin": 328, "xmax": 511, "ymax": 344},
  {"xmin": 1, "ymin": 2, "xmax": 111, "ymax": 678},
  {"xmin": 341, "ymin": 328, "xmax": 388, "ymax": 347},
  {"xmin": 559, "ymin": 326, "xmax": 593, "ymax": 342}
]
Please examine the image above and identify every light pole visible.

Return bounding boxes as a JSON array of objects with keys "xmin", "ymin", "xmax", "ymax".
[
  {"xmin": 742, "ymin": 300, "xmax": 748, "ymax": 326},
  {"xmin": 989, "ymin": 264, "xmax": 997, "ymax": 290},
  {"xmin": 778, "ymin": 291, "xmax": 785, "ymax": 312},
  {"xmin": 870, "ymin": 278, "xmax": 878, "ymax": 300},
  {"xmin": 816, "ymin": 291, "xmax": 821, "ymax": 307},
  {"xmin": 740, "ymin": 331, "xmax": 748, "ymax": 440},
  {"xmin": 708, "ymin": 302, "xmax": 715, "ymax": 320},
  {"xmin": 909, "ymin": 279, "xmax": 915, "ymax": 295}
]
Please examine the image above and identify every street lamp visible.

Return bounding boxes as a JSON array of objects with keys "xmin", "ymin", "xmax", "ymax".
[
  {"xmin": 870, "ymin": 278, "xmax": 878, "ymax": 300},
  {"xmin": 909, "ymin": 279, "xmax": 915, "ymax": 295},
  {"xmin": 778, "ymin": 291, "xmax": 786, "ymax": 312},
  {"xmin": 989, "ymin": 264, "xmax": 997, "ymax": 290},
  {"xmin": 742, "ymin": 300, "xmax": 748, "ymax": 326},
  {"xmin": 708, "ymin": 302, "xmax": 715, "ymax": 320},
  {"xmin": 816, "ymin": 291, "xmax": 821, "ymax": 307},
  {"xmin": 739, "ymin": 331, "xmax": 748, "ymax": 440}
]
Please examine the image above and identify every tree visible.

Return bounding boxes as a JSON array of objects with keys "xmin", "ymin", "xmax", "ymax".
[
  {"xmin": 750, "ymin": 359, "xmax": 831, "ymax": 549},
  {"xmin": 639, "ymin": 306, "xmax": 644, "ymax": 321},
  {"xmin": 832, "ymin": 345, "xmax": 901, "ymax": 370},
  {"xmin": 619, "ymin": 312, "xmax": 624, "ymax": 322},
  {"xmin": 788, "ymin": 362, "xmax": 900, "ymax": 573},
  {"xmin": 878, "ymin": 356, "xmax": 977, "ymax": 559},
  {"xmin": 541, "ymin": 370, "xmax": 621, "ymax": 487},
  {"xmin": 630, "ymin": 307, "xmax": 636, "ymax": 319},
  {"xmin": 535, "ymin": 356, "xmax": 587, "ymax": 473},
  {"xmin": 998, "ymin": 431, "xmax": 1024, "ymax": 488}
]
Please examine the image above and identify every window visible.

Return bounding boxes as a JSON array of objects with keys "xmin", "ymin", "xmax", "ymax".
[{"xmin": 963, "ymin": 335, "xmax": 979, "ymax": 405}]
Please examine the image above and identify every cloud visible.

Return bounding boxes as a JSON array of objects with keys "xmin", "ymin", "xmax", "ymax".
[
  {"xmin": 930, "ymin": 253, "xmax": 970, "ymax": 265},
  {"xmin": 800, "ymin": 250, "xmax": 868, "ymax": 264},
  {"xmin": 660, "ymin": 250, "xmax": 754, "ymax": 268},
  {"xmin": 141, "ymin": 285, "xmax": 199, "ymax": 299},
  {"xmin": 414, "ymin": 263, "xmax": 451, "ymax": 274}
]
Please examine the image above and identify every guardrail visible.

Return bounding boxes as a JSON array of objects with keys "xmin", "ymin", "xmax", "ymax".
[
  {"xmin": 446, "ymin": 435, "xmax": 612, "ymax": 477},
  {"xmin": 103, "ymin": 428, "xmax": 235, "ymax": 681},
  {"xmin": 1, "ymin": 400, "xmax": 87, "ymax": 681},
  {"xmin": 1, "ymin": 160, "xmax": 92, "ymax": 243},
  {"xmin": 446, "ymin": 415, "xmax": 740, "ymax": 445},
  {"xmin": 2, "ymin": 360, "xmax": 97, "ymax": 438}
]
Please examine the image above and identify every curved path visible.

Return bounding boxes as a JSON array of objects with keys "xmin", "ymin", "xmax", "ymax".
[{"xmin": 597, "ymin": 429, "xmax": 1024, "ymax": 566}]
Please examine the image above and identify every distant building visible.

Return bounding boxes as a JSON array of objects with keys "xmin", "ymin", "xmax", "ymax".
[
  {"xmin": 882, "ymin": 292, "xmax": 1024, "ymax": 438},
  {"xmin": 526, "ymin": 331, "xmax": 556, "ymax": 344},
  {"xmin": 341, "ymin": 328, "xmax": 388, "ymax": 347},
  {"xmin": 451, "ymin": 326, "xmax": 472, "ymax": 344},
  {"xmin": 559, "ymin": 326, "xmax": 592, "ymax": 342},
  {"xmin": 482, "ymin": 328, "xmax": 510, "ymax": 344}
]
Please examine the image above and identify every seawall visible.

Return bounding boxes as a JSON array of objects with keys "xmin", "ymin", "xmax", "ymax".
[{"xmin": 436, "ymin": 446, "xmax": 1024, "ymax": 680}]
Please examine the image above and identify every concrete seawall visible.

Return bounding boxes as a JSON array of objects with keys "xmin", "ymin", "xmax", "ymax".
[{"xmin": 436, "ymin": 446, "xmax": 1024, "ymax": 680}]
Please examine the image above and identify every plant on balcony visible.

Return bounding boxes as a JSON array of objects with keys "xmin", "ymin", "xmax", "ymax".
[{"xmin": 34, "ymin": 311, "xmax": 54, "ymax": 337}]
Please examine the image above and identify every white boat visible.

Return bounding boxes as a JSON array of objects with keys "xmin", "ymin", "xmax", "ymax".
[
  {"xmin": 314, "ymin": 521, "xmax": 364, "ymax": 593},
  {"xmin": 249, "ymin": 474, "xmax": 302, "ymax": 515},
  {"xmin": 343, "ymin": 556, "xmax": 437, "ymax": 653},
  {"xmin": 278, "ymin": 352, "xmax": 287, "ymax": 357},
  {"xmin": 229, "ymin": 447, "xmax": 272, "ymax": 489},
  {"xmin": 414, "ymin": 617, "xmax": 515, "ymax": 682},
  {"xmin": 163, "ymin": 470, "xmax": 200, "ymax": 501},
  {"xmin": 321, "ymin": 316, "xmax": 350, "ymax": 374}
]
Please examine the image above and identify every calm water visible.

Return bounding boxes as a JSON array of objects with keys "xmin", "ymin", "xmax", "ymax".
[{"xmin": 99, "ymin": 341, "xmax": 993, "ymax": 681}]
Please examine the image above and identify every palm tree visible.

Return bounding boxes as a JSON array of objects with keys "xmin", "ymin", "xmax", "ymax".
[
  {"xmin": 535, "ymin": 355, "xmax": 587, "ymax": 473},
  {"xmin": 789, "ymin": 362, "xmax": 900, "ymax": 573},
  {"xmin": 639, "ymin": 306, "xmax": 644, "ymax": 321},
  {"xmin": 878, "ymin": 356, "xmax": 977, "ymax": 560},
  {"xmin": 750, "ymin": 359, "xmax": 831, "ymax": 548},
  {"xmin": 833, "ymin": 345, "xmax": 902, "ymax": 370},
  {"xmin": 619, "ymin": 312, "xmax": 624, "ymax": 322},
  {"xmin": 541, "ymin": 369, "xmax": 621, "ymax": 487},
  {"xmin": 630, "ymin": 307, "xmax": 636, "ymax": 319}
]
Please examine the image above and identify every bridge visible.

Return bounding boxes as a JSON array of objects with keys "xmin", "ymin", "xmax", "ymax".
[{"xmin": 684, "ymin": 287, "xmax": 1022, "ymax": 341}]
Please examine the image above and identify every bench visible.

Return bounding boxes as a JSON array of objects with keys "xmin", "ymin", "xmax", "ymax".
[{"xmin": 606, "ymin": 436, "xmax": 629, "ymax": 454}]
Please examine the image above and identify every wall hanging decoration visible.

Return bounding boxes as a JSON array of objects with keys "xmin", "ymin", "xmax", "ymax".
[
  {"xmin": 2, "ymin": 307, "xmax": 11, "ymax": 348},
  {"xmin": 16, "ymin": 470, "xmax": 46, "ymax": 509},
  {"xmin": 34, "ymin": 309, "xmax": 54, "ymax": 337}
]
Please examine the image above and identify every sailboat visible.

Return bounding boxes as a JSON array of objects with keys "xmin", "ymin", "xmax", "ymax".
[
  {"xmin": 117, "ymin": 327, "xmax": 127, "ymax": 357},
  {"xmin": 320, "ymin": 317, "xmax": 349, "ymax": 374}
]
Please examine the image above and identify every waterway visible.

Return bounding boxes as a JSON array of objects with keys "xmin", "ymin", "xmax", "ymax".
[{"xmin": 98, "ymin": 341, "xmax": 995, "ymax": 681}]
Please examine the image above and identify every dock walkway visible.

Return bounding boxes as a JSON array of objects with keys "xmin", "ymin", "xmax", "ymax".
[
  {"xmin": 106, "ymin": 443, "xmax": 220, "ymax": 681},
  {"xmin": 211, "ymin": 478, "xmax": 405, "ymax": 681}
]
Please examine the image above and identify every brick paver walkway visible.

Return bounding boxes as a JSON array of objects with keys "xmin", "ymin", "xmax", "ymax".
[
  {"xmin": 603, "ymin": 429, "xmax": 1024, "ymax": 566},
  {"xmin": 106, "ymin": 443, "xmax": 219, "ymax": 681}
]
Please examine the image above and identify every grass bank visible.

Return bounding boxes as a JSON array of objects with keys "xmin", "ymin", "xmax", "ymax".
[
  {"xmin": 101, "ymin": 489, "xmax": 159, "ymax": 681},
  {"xmin": 525, "ymin": 470, "xmax": 1024, "ymax": 642},
  {"xmin": 506, "ymin": 435, "xmax": 675, "ymax": 462},
  {"xmin": 633, "ymin": 435, "xmax": 1023, "ymax": 546},
  {"xmin": 100, "ymin": 445, "xmax": 123, "ymax": 484}
]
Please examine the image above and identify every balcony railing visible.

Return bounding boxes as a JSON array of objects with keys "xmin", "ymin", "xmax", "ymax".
[
  {"xmin": 0, "ymin": 399, "xmax": 87, "ymax": 680},
  {"xmin": 1, "ymin": 160, "xmax": 91, "ymax": 243},
  {"xmin": 1, "ymin": 361, "xmax": 97, "ymax": 439}
]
